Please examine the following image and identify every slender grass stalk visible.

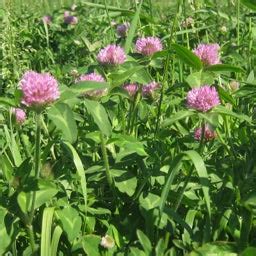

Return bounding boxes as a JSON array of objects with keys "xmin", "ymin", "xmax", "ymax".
[
  {"xmin": 248, "ymin": 17, "xmax": 253, "ymax": 71},
  {"xmin": 236, "ymin": 0, "xmax": 240, "ymax": 49},
  {"xmin": 154, "ymin": 0, "xmax": 182, "ymax": 137},
  {"xmin": 104, "ymin": 0, "xmax": 115, "ymax": 41},
  {"xmin": 128, "ymin": 91, "xmax": 141, "ymax": 135},
  {"xmin": 100, "ymin": 132, "xmax": 114, "ymax": 192}
]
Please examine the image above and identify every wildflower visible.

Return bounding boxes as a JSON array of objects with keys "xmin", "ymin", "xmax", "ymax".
[
  {"xmin": 97, "ymin": 44, "xmax": 126, "ymax": 65},
  {"xmin": 20, "ymin": 71, "xmax": 60, "ymax": 108},
  {"xmin": 220, "ymin": 26, "xmax": 227, "ymax": 33},
  {"xmin": 12, "ymin": 108, "xmax": 26, "ymax": 124},
  {"xmin": 100, "ymin": 235, "xmax": 115, "ymax": 249},
  {"xmin": 42, "ymin": 15, "xmax": 52, "ymax": 24},
  {"xmin": 116, "ymin": 22, "xmax": 130, "ymax": 38},
  {"xmin": 194, "ymin": 124, "xmax": 216, "ymax": 141},
  {"xmin": 64, "ymin": 11, "xmax": 78, "ymax": 25},
  {"xmin": 142, "ymin": 81, "xmax": 160, "ymax": 96},
  {"xmin": 135, "ymin": 37, "xmax": 163, "ymax": 56},
  {"xmin": 123, "ymin": 83, "xmax": 138, "ymax": 97},
  {"xmin": 71, "ymin": 4, "xmax": 77, "ymax": 11},
  {"xmin": 193, "ymin": 43, "xmax": 221, "ymax": 66},
  {"xmin": 181, "ymin": 17, "xmax": 194, "ymax": 28},
  {"xmin": 229, "ymin": 80, "xmax": 240, "ymax": 91},
  {"xmin": 77, "ymin": 72, "xmax": 107, "ymax": 98},
  {"xmin": 70, "ymin": 69, "xmax": 79, "ymax": 78},
  {"xmin": 187, "ymin": 85, "xmax": 220, "ymax": 112}
]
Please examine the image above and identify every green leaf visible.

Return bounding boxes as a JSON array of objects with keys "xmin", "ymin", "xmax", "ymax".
[
  {"xmin": 41, "ymin": 207, "xmax": 55, "ymax": 256},
  {"xmin": 172, "ymin": 44, "xmax": 203, "ymax": 70},
  {"xmin": 124, "ymin": 0, "xmax": 143, "ymax": 53},
  {"xmin": 48, "ymin": 102, "xmax": 78, "ymax": 143},
  {"xmin": 136, "ymin": 230, "xmax": 152, "ymax": 254},
  {"xmin": 56, "ymin": 206, "xmax": 82, "ymax": 243},
  {"xmin": 62, "ymin": 141, "xmax": 87, "ymax": 215},
  {"xmin": 69, "ymin": 81, "xmax": 109, "ymax": 95},
  {"xmin": 82, "ymin": 235, "xmax": 101, "ymax": 256},
  {"xmin": 212, "ymin": 106, "xmax": 251, "ymax": 123},
  {"xmin": 155, "ymin": 238, "xmax": 166, "ymax": 256},
  {"xmin": 17, "ymin": 180, "xmax": 58, "ymax": 213},
  {"xmin": 186, "ymin": 71, "xmax": 215, "ymax": 88},
  {"xmin": 83, "ymin": 98, "xmax": 112, "ymax": 136},
  {"xmin": 184, "ymin": 150, "xmax": 211, "ymax": 218},
  {"xmin": 139, "ymin": 193, "xmax": 161, "ymax": 210},
  {"xmin": 205, "ymin": 64, "xmax": 244, "ymax": 73},
  {"xmin": 162, "ymin": 110, "xmax": 196, "ymax": 127},
  {"xmin": 0, "ymin": 207, "xmax": 11, "ymax": 255},
  {"xmin": 129, "ymin": 247, "xmax": 146, "ymax": 256},
  {"xmin": 159, "ymin": 155, "xmax": 183, "ymax": 216},
  {"xmin": 0, "ymin": 97, "xmax": 16, "ymax": 107},
  {"xmin": 241, "ymin": 0, "xmax": 256, "ymax": 11},
  {"xmin": 51, "ymin": 226, "xmax": 62, "ymax": 256},
  {"xmin": 188, "ymin": 242, "xmax": 237, "ymax": 256},
  {"xmin": 242, "ymin": 247, "xmax": 256, "ymax": 256},
  {"xmin": 109, "ymin": 65, "xmax": 144, "ymax": 87},
  {"xmin": 112, "ymin": 170, "xmax": 137, "ymax": 196}
]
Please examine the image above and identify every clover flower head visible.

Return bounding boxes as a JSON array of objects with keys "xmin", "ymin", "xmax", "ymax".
[
  {"xmin": 77, "ymin": 72, "xmax": 107, "ymax": 98},
  {"xmin": 20, "ymin": 71, "xmax": 60, "ymax": 108},
  {"xmin": 12, "ymin": 108, "xmax": 26, "ymax": 124},
  {"xmin": 193, "ymin": 43, "xmax": 221, "ymax": 66},
  {"xmin": 187, "ymin": 85, "xmax": 220, "ymax": 112},
  {"xmin": 135, "ymin": 37, "xmax": 163, "ymax": 56},
  {"xmin": 142, "ymin": 81, "xmax": 160, "ymax": 96},
  {"xmin": 116, "ymin": 22, "xmax": 130, "ymax": 37},
  {"xmin": 97, "ymin": 44, "xmax": 126, "ymax": 65},
  {"xmin": 123, "ymin": 83, "xmax": 138, "ymax": 96},
  {"xmin": 194, "ymin": 124, "xmax": 216, "ymax": 141}
]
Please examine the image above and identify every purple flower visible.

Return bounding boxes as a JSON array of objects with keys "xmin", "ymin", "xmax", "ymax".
[
  {"xmin": 42, "ymin": 15, "xmax": 52, "ymax": 24},
  {"xmin": 77, "ymin": 72, "xmax": 107, "ymax": 98},
  {"xmin": 12, "ymin": 108, "xmax": 26, "ymax": 124},
  {"xmin": 64, "ymin": 11, "xmax": 78, "ymax": 25},
  {"xmin": 116, "ymin": 22, "xmax": 130, "ymax": 38},
  {"xmin": 20, "ymin": 71, "xmax": 60, "ymax": 108},
  {"xmin": 135, "ymin": 37, "xmax": 163, "ymax": 56},
  {"xmin": 187, "ymin": 85, "xmax": 220, "ymax": 112},
  {"xmin": 97, "ymin": 44, "xmax": 126, "ymax": 65},
  {"xmin": 193, "ymin": 43, "xmax": 221, "ymax": 66},
  {"xmin": 123, "ymin": 83, "xmax": 138, "ymax": 97},
  {"xmin": 194, "ymin": 124, "xmax": 216, "ymax": 141},
  {"xmin": 142, "ymin": 81, "xmax": 160, "ymax": 96}
]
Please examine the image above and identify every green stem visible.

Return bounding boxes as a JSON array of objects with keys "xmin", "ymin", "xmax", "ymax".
[
  {"xmin": 27, "ymin": 224, "xmax": 36, "ymax": 254},
  {"xmin": 27, "ymin": 112, "xmax": 41, "ymax": 252},
  {"xmin": 100, "ymin": 132, "xmax": 114, "ymax": 192},
  {"xmin": 154, "ymin": 0, "xmax": 181, "ymax": 137},
  {"xmin": 104, "ymin": 0, "xmax": 115, "ymax": 41},
  {"xmin": 236, "ymin": 0, "xmax": 240, "ymax": 48}
]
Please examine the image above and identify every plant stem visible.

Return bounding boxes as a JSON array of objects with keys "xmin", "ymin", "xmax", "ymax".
[
  {"xmin": 154, "ymin": 0, "xmax": 181, "ymax": 137},
  {"xmin": 27, "ymin": 112, "xmax": 42, "ymax": 252},
  {"xmin": 104, "ymin": 0, "xmax": 115, "ymax": 41},
  {"xmin": 100, "ymin": 132, "xmax": 114, "ymax": 192},
  {"xmin": 27, "ymin": 224, "xmax": 36, "ymax": 254},
  {"xmin": 236, "ymin": 0, "xmax": 240, "ymax": 49}
]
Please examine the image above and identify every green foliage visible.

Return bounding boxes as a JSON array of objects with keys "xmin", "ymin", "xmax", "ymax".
[{"xmin": 0, "ymin": 0, "xmax": 256, "ymax": 255}]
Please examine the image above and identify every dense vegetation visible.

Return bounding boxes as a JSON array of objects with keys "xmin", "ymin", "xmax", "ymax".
[{"xmin": 0, "ymin": 0, "xmax": 256, "ymax": 255}]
